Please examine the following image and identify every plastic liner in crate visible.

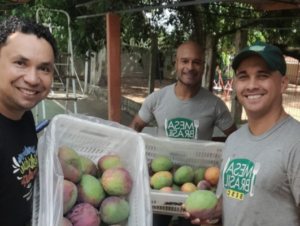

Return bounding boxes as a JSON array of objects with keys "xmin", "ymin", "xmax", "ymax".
[
  {"xmin": 32, "ymin": 114, "xmax": 152, "ymax": 226},
  {"xmin": 140, "ymin": 133, "xmax": 224, "ymax": 217}
]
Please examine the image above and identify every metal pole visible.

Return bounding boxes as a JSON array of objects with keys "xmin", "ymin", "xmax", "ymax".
[
  {"xmin": 84, "ymin": 54, "xmax": 89, "ymax": 97},
  {"xmin": 35, "ymin": 104, "xmax": 39, "ymax": 125},
  {"xmin": 77, "ymin": 0, "xmax": 230, "ymax": 19},
  {"xmin": 76, "ymin": 0, "xmax": 104, "ymax": 8},
  {"xmin": 241, "ymin": 16, "xmax": 300, "ymax": 21},
  {"xmin": 37, "ymin": 8, "xmax": 78, "ymax": 114},
  {"xmin": 241, "ymin": 28, "xmax": 295, "ymax": 30},
  {"xmin": 42, "ymin": 100, "xmax": 46, "ymax": 119}
]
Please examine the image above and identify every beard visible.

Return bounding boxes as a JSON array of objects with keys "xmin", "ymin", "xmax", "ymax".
[{"xmin": 177, "ymin": 76, "xmax": 202, "ymax": 88}]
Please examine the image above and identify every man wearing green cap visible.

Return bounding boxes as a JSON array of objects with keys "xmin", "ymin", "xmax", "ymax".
[{"xmin": 182, "ymin": 41, "xmax": 300, "ymax": 226}]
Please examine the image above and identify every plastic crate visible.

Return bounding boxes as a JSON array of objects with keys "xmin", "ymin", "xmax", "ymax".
[
  {"xmin": 140, "ymin": 133, "xmax": 224, "ymax": 217},
  {"xmin": 32, "ymin": 114, "xmax": 152, "ymax": 226}
]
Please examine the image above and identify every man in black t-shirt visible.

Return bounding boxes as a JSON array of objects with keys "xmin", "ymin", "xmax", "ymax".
[{"xmin": 0, "ymin": 16, "xmax": 57, "ymax": 226}]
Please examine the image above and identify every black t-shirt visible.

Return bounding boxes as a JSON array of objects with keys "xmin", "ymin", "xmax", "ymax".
[{"xmin": 0, "ymin": 111, "xmax": 38, "ymax": 226}]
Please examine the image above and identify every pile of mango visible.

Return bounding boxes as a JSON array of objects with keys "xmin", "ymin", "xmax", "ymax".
[
  {"xmin": 148, "ymin": 156, "xmax": 220, "ymax": 194},
  {"xmin": 58, "ymin": 147, "xmax": 133, "ymax": 226},
  {"xmin": 149, "ymin": 156, "xmax": 220, "ymax": 220}
]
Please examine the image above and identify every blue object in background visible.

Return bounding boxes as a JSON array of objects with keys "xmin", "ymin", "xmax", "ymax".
[{"xmin": 36, "ymin": 119, "xmax": 50, "ymax": 133}]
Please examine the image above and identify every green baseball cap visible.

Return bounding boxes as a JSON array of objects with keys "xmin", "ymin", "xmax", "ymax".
[{"xmin": 232, "ymin": 41, "xmax": 286, "ymax": 76}]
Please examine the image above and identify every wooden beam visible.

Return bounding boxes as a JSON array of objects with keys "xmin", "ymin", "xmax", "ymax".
[
  {"xmin": 148, "ymin": 34, "xmax": 158, "ymax": 95},
  {"xmin": 106, "ymin": 13, "xmax": 121, "ymax": 123},
  {"xmin": 231, "ymin": 30, "xmax": 247, "ymax": 124},
  {"xmin": 235, "ymin": 0, "xmax": 298, "ymax": 11},
  {"xmin": 205, "ymin": 35, "xmax": 218, "ymax": 91},
  {"xmin": 253, "ymin": 2, "xmax": 298, "ymax": 10}
]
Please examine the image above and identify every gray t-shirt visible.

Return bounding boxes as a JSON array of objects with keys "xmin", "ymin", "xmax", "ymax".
[
  {"xmin": 138, "ymin": 83, "xmax": 234, "ymax": 140},
  {"xmin": 217, "ymin": 116, "xmax": 300, "ymax": 226}
]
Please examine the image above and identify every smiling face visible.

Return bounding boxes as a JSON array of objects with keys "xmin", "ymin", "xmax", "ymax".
[
  {"xmin": 235, "ymin": 55, "xmax": 288, "ymax": 120},
  {"xmin": 0, "ymin": 31, "xmax": 54, "ymax": 120},
  {"xmin": 175, "ymin": 42, "xmax": 204, "ymax": 88}
]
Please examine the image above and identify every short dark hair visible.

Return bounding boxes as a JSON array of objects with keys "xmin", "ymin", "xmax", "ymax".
[{"xmin": 0, "ymin": 15, "xmax": 58, "ymax": 58}]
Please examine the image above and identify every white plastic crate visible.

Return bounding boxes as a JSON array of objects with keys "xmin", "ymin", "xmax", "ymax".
[
  {"xmin": 140, "ymin": 133, "xmax": 224, "ymax": 217},
  {"xmin": 32, "ymin": 114, "xmax": 152, "ymax": 226}
]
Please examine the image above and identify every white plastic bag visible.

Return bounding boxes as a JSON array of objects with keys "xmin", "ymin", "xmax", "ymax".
[{"xmin": 32, "ymin": 114, "xmax": 152, "ymax": 226}]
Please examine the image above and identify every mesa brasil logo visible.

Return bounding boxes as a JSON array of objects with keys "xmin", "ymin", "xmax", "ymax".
[
  {"xmin": 164, "ymin": 118, "xmax": 198, "ymax": 139},
  {"xmin": 223, "ymin": 158, "xmax": 260, "ymax": 200}
]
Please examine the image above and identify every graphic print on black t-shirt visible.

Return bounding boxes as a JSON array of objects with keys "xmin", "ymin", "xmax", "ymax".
[
  {"xmin": 164, "ymin": 118, "xmax": 199, "ymax": 139},
  {"xmin": 12, "ymin": 146, "xmax": 38, "ymax": 201}
]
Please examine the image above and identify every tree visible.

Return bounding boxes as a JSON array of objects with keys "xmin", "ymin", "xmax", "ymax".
[{"xmin": 3, "ymin": 0, "xmax": 299, "ymax": 63}]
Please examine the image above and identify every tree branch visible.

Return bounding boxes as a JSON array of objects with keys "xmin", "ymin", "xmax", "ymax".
[{"xmin": 216, "ymin": 20, "xmax": 261, "ymax": 39}]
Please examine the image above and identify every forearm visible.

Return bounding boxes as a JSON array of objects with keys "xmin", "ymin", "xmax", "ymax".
[
  {"xmin": 129, "ymin": 114, "xmax": 148, "ymax": 132},
  {"xmin": 209, "ymin": 196, "xmax": 223, "ymax": 224},
  {"xmin": 129, "ymin": 121, "xmax": 143, "ymax": 132}
]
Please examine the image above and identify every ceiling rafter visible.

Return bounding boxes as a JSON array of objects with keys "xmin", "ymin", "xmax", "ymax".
[{"xmin": 75, "ymin": 0, "xmax": 300, "ymax": 19}]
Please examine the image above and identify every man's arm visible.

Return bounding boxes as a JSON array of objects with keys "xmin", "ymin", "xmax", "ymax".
[
  {"xmin": 222, "ymin": 123, "xmax": 237, "ymax": 136},
  {"xmin": 211, "ymin": 123, "xmax": 237, "ymax": 142},
  {"xmin": 129, "ymin": 114, "xmax": 149, "ymax": 132},
  {"xmin": 214, "ymin": 98, "xmax": 237, "ymax": 138}
]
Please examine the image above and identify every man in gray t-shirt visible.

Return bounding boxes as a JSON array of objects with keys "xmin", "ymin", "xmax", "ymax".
[
  {"xmin": 218, "ymin": 116, "xmax": 300, "ymax": 226},
  {"xmin": 183, "ymin": 41, "xmax": 300, "ymax": 226},
  {"xmin": 129, "ymin": 41, "xmax": 236, "ymax": 140},
  {"xmin": 138, "ymin": 83, "xmax": 234, "ymax": 140},
  {"xmin": 130, "ymin": 41, "xmax": 236, "ymax": 226}
]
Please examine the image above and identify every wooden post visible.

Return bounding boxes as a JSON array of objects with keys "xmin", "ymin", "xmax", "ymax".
[
  {"xmin": 106, "ymin": 13, "xmax": 121, "ymax": 123},
  {"xmin": 205, "ymin": 35, "xmax": 218, "ymax": 91},
  {"xmin": 148, "ymin": 34, "xmax": 158, "ymax": 95},
  {"xmin": 231, "ymin": 30, "xmax": 247, "ymax": 124}
]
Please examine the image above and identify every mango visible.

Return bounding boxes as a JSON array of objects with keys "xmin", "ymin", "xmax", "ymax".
[
  {"xmin": 100, "ymin": 197, "xmax": 130, "ymax": 225},
  {"xmin": 151, "ymin": 156, "xmax": 173, "ymax": 172},
  {"xmin": 58, "ymin": 147, "xmax": 82, "ymax": 183},
  {"xmin": 173, "ymin": 166, "xmax": 194, "ymax": 185},
  {"xmin": 204, "ymin": 167, "xmax": 220, "ymax": 186},
  {"xmin": 77, "ymin": 174, "xmax": 105, "ymax": 208},
  {"xmin": 79, "ymin": 156, "xmax": 97, "ymax": 177},
  {"xmin": 197, "ymin": 180, "xmax": 211, "ymax": 190},
  {"xmin": 96, "ymin": 168, "xmax": 102, "ymax": 178},
  {"xmin": 181, "ymin": 182, "xmax": 197, "ymax": 193},
  {"xmin": 97, "ymin": 155, "xmax": 121, "ymax": 174},
  {"xmin": 160, "ymin": 187, "xmax": 174, "ymax": 191},
  {"xmin": 194, "ymin": 167, "xmax": 206, "ymax": 185},
  {"xmin": 66, "ymin": 203, "xmax": 100, "ymax": 226},
  {"xmin": 150, "ymin": 171, "xmax": 172, "ymax": 190},
  {"xmin": 63, "ymin": 180, "xmax": 78, "ymax": 214},
  {"xmin": 101, "ymin": 167, "xmax": 133, "ymax": 196},
  {"xmin": 62, "ymin": 217, "xmax": 73, "ymax": 226},
  {"xmin": 185, "ymin": 190, "xmax": 217, "ymax": 220},
  {"xmin": 170, "ymin": 165, "xmax": 180, "ymax": 176},
  {"xmin": 172, "ymin": 184, "xmax": 181, "ymax": 191},
  {"xmin": 148, "ymin": 161, "xmax": 155, "ymax": 176},
  {"xmin": 211, "ymin": 186, "xmax": 217, "ymax": 194}
]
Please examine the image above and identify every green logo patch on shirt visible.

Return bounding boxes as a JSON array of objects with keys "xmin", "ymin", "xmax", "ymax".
[
  {"xmin": 165, "ymin": 118, "xmax": 198, "ymax": 139},
  {"xmin": 223, "ymin": 158, "xmax": 260, "ymax": 200}
]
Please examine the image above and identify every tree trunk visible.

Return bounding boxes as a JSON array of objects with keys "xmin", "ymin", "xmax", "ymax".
[
  {"xmin": 205, "ymin": 35, "xmax": 218, "ymax": 91},
  {"xmin": 148, "ymin": 34, "xmax": 158, "ymax": 95},
  {"xmin": 186, "ymin": 5, "xmax": 205, "ymax": 46},
  {"xmin": 231, "ymin": 30, "xmax": 248, "ymax": 124}
]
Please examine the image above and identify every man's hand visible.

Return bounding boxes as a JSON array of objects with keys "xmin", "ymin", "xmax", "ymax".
[
  {"xmin": 181, "ymin": 204, "xmax": 211, "ymax": 225},
  {"xmin": 181, "ymin": 196, "xmax": 223, "ymax": 225}
]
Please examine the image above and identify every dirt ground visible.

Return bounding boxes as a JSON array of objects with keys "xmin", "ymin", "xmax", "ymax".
[
  {"xmin": 103, "ymin": 77, "xmax": 177, "ymax": 103},
  {"xmin": 101, "ymin": 77, "xmax": 300, "ymax": 122}
]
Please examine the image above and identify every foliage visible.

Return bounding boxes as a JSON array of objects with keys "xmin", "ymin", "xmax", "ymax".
[{"xmin": 1, "ymin": 0, "xmax": 299, "ymax": 65}]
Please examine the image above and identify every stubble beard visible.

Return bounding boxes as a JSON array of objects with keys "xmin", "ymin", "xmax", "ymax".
[{"xmin": 177, "ymin": 76, "xmax": 202, "ymax": 88}]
